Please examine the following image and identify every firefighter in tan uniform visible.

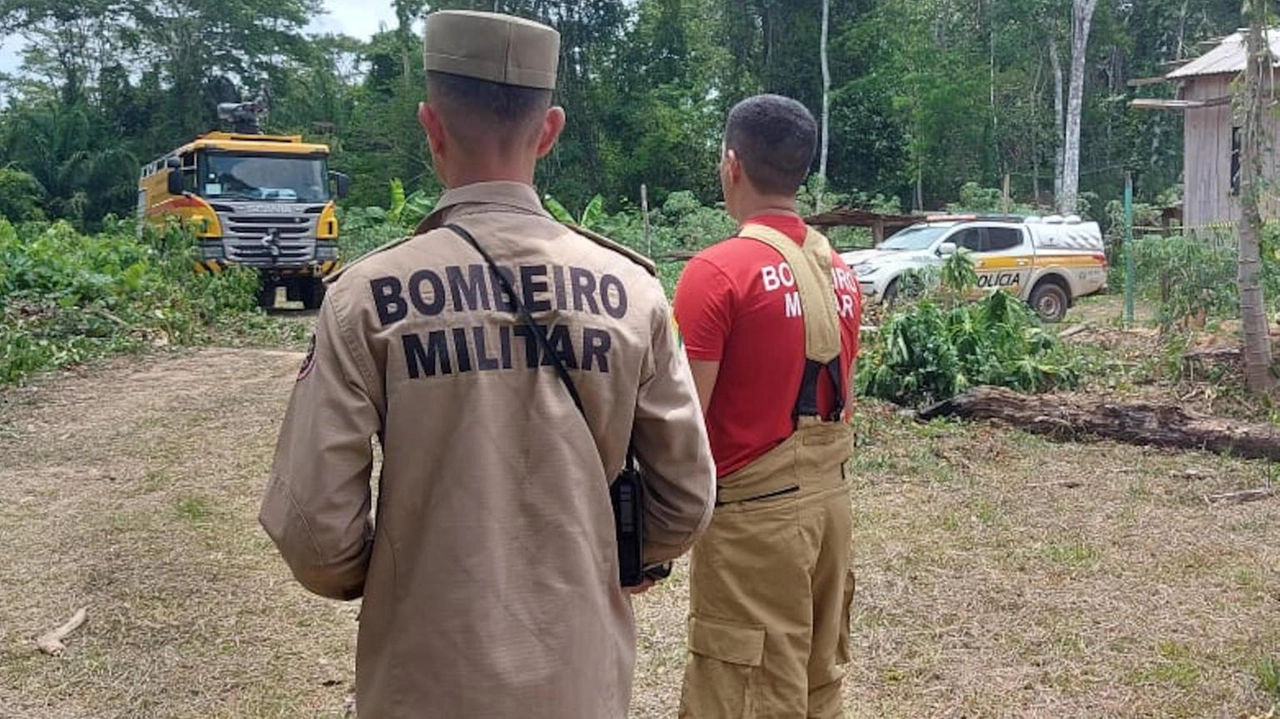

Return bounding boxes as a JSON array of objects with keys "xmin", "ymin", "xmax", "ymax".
[
  {"xmin": 674, "ymin": 95, "xmax": 863, "ymax": 718},
  {"xmin": 259, "ymin": 11, "xmax": 717, "ymax": 719}
]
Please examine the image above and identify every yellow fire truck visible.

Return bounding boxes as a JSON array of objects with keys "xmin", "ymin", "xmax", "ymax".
[{"xmin": 137, "ymin": 99, "xmax": 350, "ymax": 309}]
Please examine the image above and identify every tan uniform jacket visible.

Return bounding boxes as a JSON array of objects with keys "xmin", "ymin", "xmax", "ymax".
[{"xmin": 260, "ymin": 182, "xmax": 717, "ymax": 719}]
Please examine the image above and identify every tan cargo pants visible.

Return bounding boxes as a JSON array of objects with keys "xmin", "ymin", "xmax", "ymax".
[{"xmin": 678, "ymin": 418, "xmax": 855, "ymax": 719}]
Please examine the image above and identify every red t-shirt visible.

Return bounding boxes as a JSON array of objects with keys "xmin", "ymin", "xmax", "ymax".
[{"xmin": 673, "ymin": 214, "xmax": 862, "ymax": 479}]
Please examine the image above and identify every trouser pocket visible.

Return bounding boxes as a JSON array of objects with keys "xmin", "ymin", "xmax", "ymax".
[{"xmin": 679, "ymin": 616, "xmax": 766, "ymax": 718}]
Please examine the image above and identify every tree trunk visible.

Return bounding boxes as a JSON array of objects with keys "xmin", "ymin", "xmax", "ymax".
[
  {"xmin": 918, "ymin": 387, "xmax": 1280, "ymax": 461},
  {"xmin": 1176, "ymin": 0, "xmax": 1189, "ymax": 59},
  {"xmin": 1238, "ymin": 14, "xmax": 1275, "ymax": 393},
  {"xmin": 1060, "ymin": 0, "xmax": 1099, "ymax": 215},
  {"xmin": 1049, "ymin": 37, "xmax": 1065, "ymax": 209},
  {"xmin": 817, "ymin": 0, "xmax": 831, "ymax": 212},
  {"xmin": 1032, "ymin": 57, "xmax": 1043, "ymax": 205},
  {"xmin": 989, "ymin": 5, "xmax": 998, "ymax": 145}
]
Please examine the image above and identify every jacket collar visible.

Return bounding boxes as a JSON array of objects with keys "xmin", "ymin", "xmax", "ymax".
[{"xmin": 415, "ymin": 181, "xmax": 549, "ymax": 234}]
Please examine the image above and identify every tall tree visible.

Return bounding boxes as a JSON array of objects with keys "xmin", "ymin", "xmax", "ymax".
[
  {"xmin": 817, "ymin": 0, "xmax": 831, "ymax": 211},
  {"xmin": 1059, "ymin": 0, "xmax": 1099, "ymax": 213},
  {"xmin": 1049, "ymin": 34, "xmax": 1065, "ymax": 206},
  {"xmin": 1236, "ymin": 2, "xmax": 1273, "ymax": 393},
  {"xmin": 0, "ymin": 0, "xmax": 134, "ymax": 106}
]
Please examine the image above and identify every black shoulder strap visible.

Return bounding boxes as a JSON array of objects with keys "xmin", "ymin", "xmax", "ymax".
[
  {"xmin": 445, "ymin": 223, "xmax": 636, "ymax": 470},
  {"xmin": 794, "ymin": 357, "xmax": 846, "ymax": 422}
]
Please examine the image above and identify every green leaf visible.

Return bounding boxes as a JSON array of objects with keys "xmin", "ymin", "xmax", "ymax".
[
  {"xmin": 543, "ymin": 195, "xmax": 574, "ymax": 224},
  {"xmin": 580, "ymin": 194, "xmax": 605, "ymax": 230}
]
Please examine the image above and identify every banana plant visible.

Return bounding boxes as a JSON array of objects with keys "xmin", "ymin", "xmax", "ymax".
[
  {"xmin": 544, "ymin": 194, "xmax": 604, "ymax": 230},
  {"xmin": 387, "ymin": 178, "xmax": 435, "ymax": 228}
]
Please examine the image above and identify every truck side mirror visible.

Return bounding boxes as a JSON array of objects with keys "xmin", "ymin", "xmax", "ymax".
[
  {"xmin": 167, "ymin": 170, "xmax": 185, "ymax": 196},
  {"xmin": 331, "ymin": 171, "xmax": 351, "ymax": 199},
  {"xmin": 938, "ymin": 242, "xmax": 957, "ymax": 256},
  {"xmin": 165, "ymin": 157, "xmax": 181, "ymax": 170}
]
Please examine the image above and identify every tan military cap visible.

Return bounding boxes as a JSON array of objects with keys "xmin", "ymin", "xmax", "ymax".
[{"xmin": 423, "ymin": 10, "xmax": 560, "ymax": 90}]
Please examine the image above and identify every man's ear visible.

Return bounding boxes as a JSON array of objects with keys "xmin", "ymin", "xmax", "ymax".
[
  {"xmin": 724, "ymin": 148, "xmax": 744, "ymax": 186},
  {"xmin": 535, "ymin": 106, "xmax": 566, "ymax": 158},
  {"xmin": 420, "ymin": 102, "xmax": 447, "ymax": 158}
]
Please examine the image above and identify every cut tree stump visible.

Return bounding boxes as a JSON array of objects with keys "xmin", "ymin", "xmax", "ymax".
[{"xmin": 917, "ymin": 386, "xmax": 1280, "ymax": 461}]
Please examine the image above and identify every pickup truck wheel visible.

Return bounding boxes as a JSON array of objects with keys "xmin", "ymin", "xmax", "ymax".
[
  {"xmin": 1029, "ymin": 282, "xmax": 1069, "ymax": 323},
  {"xmin": 881, "ymin": 279, "xmax": 899, "ymax": 306}
]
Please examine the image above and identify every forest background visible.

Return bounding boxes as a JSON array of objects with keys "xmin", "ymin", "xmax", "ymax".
[{"xmin": 0, "ymin": 0, "xmax": 1235, "ymax": 235}]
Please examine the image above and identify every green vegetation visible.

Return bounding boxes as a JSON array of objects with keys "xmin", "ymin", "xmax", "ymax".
[
  {"xmin": 0, "ymin": 219, "xmax": 261, "ymax": 384},
  {"xmin": 857, "ymin": 251, "xmax": 1081, "ymax": 406},
  {"xmin": 1118, "ymin": 227, "xmax": 1280, "ymax": 330},
  {"xmin": 1255, "ymin": 656, "xmax": 1280, "ymax": 701},
  {"xmin": 0, "ymin": 0, "xmax": 1226, "ymax": 232}
]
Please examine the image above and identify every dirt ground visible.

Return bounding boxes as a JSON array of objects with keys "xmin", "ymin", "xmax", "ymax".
[{"xmin": 3, "ymin": 326, "xmax": 1280, "ymax": 718}]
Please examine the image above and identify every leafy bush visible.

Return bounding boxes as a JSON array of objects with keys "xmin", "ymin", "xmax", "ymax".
[
  {"xmin": 545, "ymin": 194, "xmax": 605, "ymax": 228},
  {"xmin": 944, "ymin": 181, "xmax": 1035, "ymax": 215},
  {"xmin": 0, "ymin": 167, "xmax": 45, "ymax": 222},
  {"xmin": 339, "ymin": 178, "xmax": 439, "ymax": 262},
  {"xmin": 1124, "ymin": 234, "xmax": 1237, "ymax": 329},
  {"xmin": 858, "ymin": 291, "xmax": 1081, "ymax": 406},
  {"xmin": 0, "ymin": 218, "xmax": 259, "ymax": 384},
  {"xmin": 857, "ymin": 252, "xmax": 1081, "ymax": 406}
]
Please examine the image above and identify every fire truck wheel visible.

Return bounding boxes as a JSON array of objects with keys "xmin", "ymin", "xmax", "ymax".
[
  {"xmin": 301, "ymin": 278, "xmax": 327, "ymax": 311},
  {"xmin": 257, "ymin": 282, "xmax": 277, "ymax": 310}
]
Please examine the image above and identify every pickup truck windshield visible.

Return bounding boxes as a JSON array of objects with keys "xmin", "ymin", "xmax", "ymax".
[
  {"xmin": 880, "ymin": 225, "xmax": 950, "ymax": 251},
  {"xmin": 201, "ymin": 153, "xmax": 330, "ymax": 203}
]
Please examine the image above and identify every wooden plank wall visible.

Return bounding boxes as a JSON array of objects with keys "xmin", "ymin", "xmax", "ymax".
[{"xmin": 1182, "ymin": 74, "xmax": 1280, "ymax": 232}]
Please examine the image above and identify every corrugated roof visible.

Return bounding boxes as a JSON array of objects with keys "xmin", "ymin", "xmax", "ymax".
[{"xmin": 1167, "ymin": 29, "xmax": 1280, "ymax": 79}]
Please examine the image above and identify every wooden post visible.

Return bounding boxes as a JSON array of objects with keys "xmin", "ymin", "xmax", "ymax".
[
  {"xmin": 641, "ymin": 184, "xmax": 652, "ymax": 258},
  {"xmin": 1002, "ymin": 172, "xmax": 1011, "ymax": 215},
  {"xmin": 1124, "ymin": 172, "xmax": 1135, "ymax": 326},
  {"xmin": 873, "ymin": 219, "xmax": 885, "ymax": 245}
]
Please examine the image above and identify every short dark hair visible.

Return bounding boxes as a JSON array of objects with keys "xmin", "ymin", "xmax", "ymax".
[
  {"xmin": 427, "ymin": 70, "xmax": 552, "ymax": 128},
  {"xmin": 724, "ymin": 94, "xmax": 817, "ymax": 196}
]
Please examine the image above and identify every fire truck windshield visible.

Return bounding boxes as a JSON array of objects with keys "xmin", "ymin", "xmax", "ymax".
[{"xmin": 200, "ymin": 153, "xmax": 330, "ymax": 203}]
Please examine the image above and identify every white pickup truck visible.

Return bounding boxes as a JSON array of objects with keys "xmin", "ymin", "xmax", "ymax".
[{"xmin": 841, "ymin": 214, "xmax": 1108, "ymax": 322}]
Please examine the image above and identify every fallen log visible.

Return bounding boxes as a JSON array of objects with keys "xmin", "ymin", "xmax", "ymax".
[
  {"xmin": 917, "ymin": 386, "xmax": 1280, "ymax": 462},
  {"xmin": 1058, "ymin": 323, "xmax": 1091, "ymax": 339}
]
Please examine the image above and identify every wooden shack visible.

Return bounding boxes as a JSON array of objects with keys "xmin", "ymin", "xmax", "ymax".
[{"xmin": 1132, "ymin": 30, "xmax": 1280, "ymax": 231}]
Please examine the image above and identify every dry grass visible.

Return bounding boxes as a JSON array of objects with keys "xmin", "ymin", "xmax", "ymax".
[
  {"xmin": 836, "ymin": 404, "xmax": 1280, "ymax": 718},
  {"xmin": 0, "ymin": 349, "xmax": 356, "ymax": 719},
  {"xmin": 2, "ymin": 343, "xmax": 1280, "ymax": 718}
]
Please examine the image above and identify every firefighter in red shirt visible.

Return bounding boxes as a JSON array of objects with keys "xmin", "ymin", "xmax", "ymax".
[{"xmin": 674, "ymin": 94, "xmax": 862, "ymax": 718}]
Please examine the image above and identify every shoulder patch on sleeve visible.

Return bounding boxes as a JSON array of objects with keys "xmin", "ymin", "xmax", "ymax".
[
  {"xmin": 562, "ymin": 223, "xmax": 657, "ymax": 277},
  {"xmin": 296, "ymin": 333, "xmax": 317, "ymax": 381},
  {"xmin": 323, "ymin": 234, "xmax": 415, "ymax": 285}
]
